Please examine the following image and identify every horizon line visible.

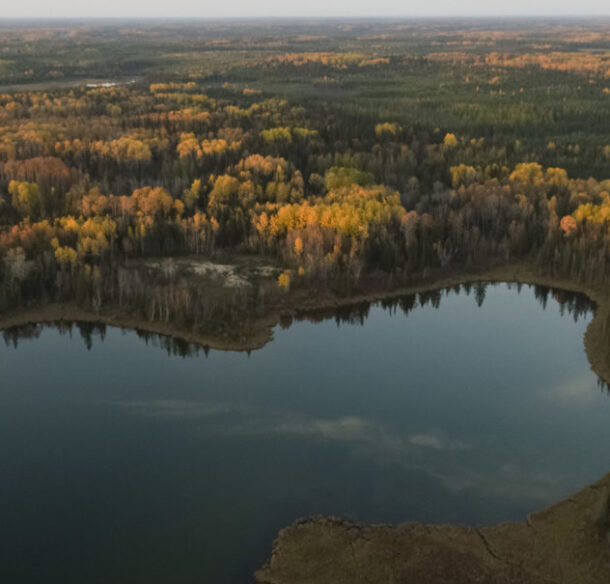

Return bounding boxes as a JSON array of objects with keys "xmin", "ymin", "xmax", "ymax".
[{"xmin": 1, "ymin": 14, "xmax": 610, "ymax": 21}]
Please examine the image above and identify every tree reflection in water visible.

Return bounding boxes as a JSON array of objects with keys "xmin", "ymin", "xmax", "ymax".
[{"xmin": 2, "ymin": 282, "xmax": 606, "ymax": 390}]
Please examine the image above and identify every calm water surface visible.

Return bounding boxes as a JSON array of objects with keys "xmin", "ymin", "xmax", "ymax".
[{"xmin": 1, "ymin": 283, "xmax": 608, "ymax": 583}]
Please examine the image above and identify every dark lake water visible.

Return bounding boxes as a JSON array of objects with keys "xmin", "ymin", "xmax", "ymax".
[{"xmin": 1, "ymin": 282, "xmax": 608, "ymax": 583}]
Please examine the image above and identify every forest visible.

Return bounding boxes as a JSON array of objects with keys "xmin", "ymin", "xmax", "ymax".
[{"xmin": 0, "ymin": 18, "xmax": 609, "ymax": 336}]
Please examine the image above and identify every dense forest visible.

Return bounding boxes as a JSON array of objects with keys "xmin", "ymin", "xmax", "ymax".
[{"xmin": 0, "ymin": 19, "xmax": 609, "ymax": 332}]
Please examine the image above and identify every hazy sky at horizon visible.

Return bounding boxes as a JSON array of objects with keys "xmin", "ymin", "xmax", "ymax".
[{"xmin": 1, "ymin": 0, "xmax": 609, "ymax": 19}]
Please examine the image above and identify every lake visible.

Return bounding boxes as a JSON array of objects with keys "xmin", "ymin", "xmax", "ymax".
[{"xmin": 1, "ymin": 282, "xmax": 608, "ymax": 583}]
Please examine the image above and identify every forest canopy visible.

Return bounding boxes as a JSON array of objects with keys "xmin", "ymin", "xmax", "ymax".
[{"xmin": 0, "ymin": 19, "xmax": 609, "ymax": 325}]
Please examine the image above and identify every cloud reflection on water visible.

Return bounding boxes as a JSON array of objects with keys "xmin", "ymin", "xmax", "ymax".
[{"xmin": 102, "ymin": 397, "xmax": 568, "ymax": 505}]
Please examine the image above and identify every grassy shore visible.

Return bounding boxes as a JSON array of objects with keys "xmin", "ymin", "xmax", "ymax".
[{"xmin": 255, "ymin": 472, "xmax": 610, "ymax": 584}]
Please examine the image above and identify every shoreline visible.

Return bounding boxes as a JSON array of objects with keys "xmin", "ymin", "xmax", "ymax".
[
  {"xmin": 1, "ymin": 262, "xmax": 609, "ymax": 384},
  {"xmin": 255, "ymin": 471, "xmax": 610, "ymax": 584}
]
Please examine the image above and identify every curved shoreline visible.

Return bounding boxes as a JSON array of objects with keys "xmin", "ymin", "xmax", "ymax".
[
  {"xmin": 255, "ymin": 472, "xmax": 610, "ymax": 584},
  {"xmin": 1, "ymin": 262, "xmax": 609, "ymax": 583},
  {"xmin": 1, "ymin": 262, "xmax": 609, "ymax": 385}
]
